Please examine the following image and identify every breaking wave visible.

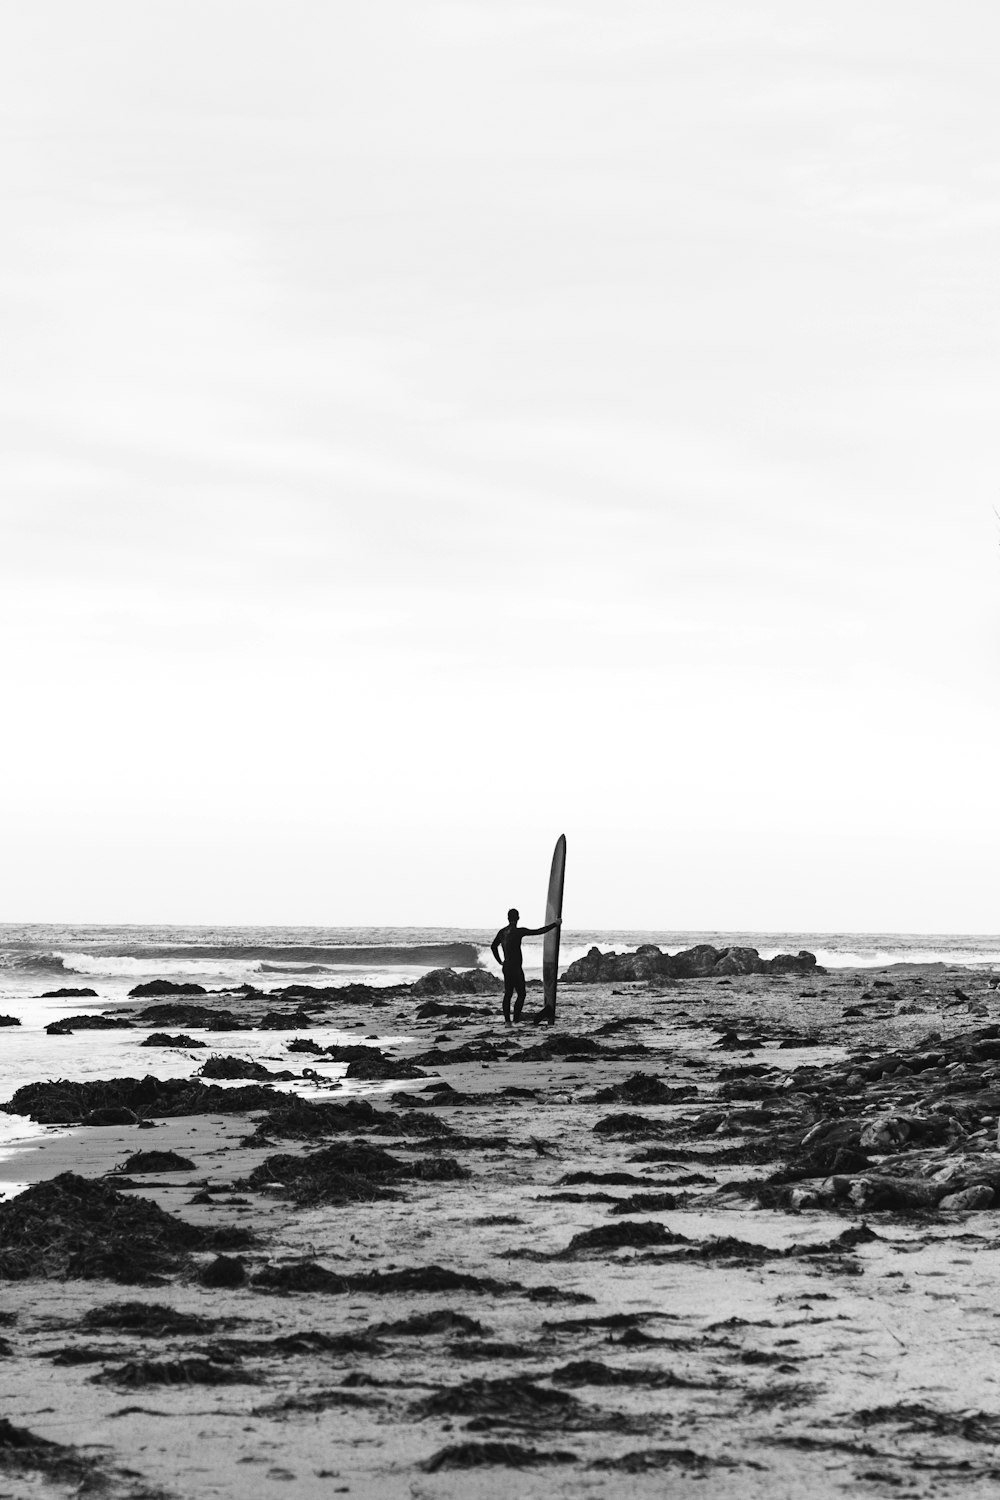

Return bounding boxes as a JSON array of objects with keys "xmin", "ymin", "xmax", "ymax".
[{"xmin": 1, "ymin": 942, "xmax": 483, "ymax": 979}]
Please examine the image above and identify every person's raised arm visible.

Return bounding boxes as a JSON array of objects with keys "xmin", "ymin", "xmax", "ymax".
[{"xmin": 520, "ymin": 920, "xmax": 561, "ymax": 937}]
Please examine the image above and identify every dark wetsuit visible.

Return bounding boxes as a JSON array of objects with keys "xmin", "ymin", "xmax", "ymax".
[{"xmin": 493, "ymin": 923, "xmax": 528, "ymax": 1022}]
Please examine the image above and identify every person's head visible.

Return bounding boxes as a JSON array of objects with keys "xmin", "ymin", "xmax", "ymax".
[{"xmin": 507, "ymin": 907, "xmax": 519, "ymax": 924}]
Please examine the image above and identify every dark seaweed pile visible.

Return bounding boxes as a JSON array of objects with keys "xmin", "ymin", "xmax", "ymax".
[
  {"xmin": 0, "ymin": 1174, "xmax": 225, "ymax": 1282},
  {"xmin": 2, "ymin": 1075, "xmax": 278, "ymax": 1124},
  {"xmin": 244, "ymin": 1139, "xmax": 468, "ymax": 1204}
]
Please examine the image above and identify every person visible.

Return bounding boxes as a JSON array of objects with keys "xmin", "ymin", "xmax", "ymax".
[{"xmin": 491, "ymin": 908, "xmax": 560, "ymax": 1024}]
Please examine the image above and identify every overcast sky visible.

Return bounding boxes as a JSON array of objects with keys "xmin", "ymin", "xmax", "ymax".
[{"xmin": 2, "ymin": 1, "xmax": 999, "ymax": 930}]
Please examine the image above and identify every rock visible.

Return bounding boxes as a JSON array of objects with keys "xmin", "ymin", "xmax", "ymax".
[
  {"xmin": 768, "ymin": 950, "xmax": 820, "ymax": 974},
  {"xmin": 711, "ymin": 947, "xmax": 766, "ymax": 976},
  {"xmin": 81, "ymin": 1107, "xmax": 140, "ymax": 1126},
  {"xmin": 846, "ymin": 1177, "xmax": 941, "ymax": 1213},
  {"xmin": 412, "ymin": 969, "xmax": 502, "ymax": 998},
  {"xmin": 40, "ymin": 988, "xmax": 98, "ymax": 998},
  {"xmin": 859, "ymin": 1118, "xmax": 912, "ymax": 1151},
  {"xmin": 939, "ymin": 1185, "xmax": 994, "ymax": 1212},
  {"xmin": 258, "ymin": 1010, "xmax": 314, "ymax": 1030},
  {"xmin": 562, "ymin": 943, "xmax": 819, "ymax": 984},
  {"xmin": 128, "ymin": 981, "xmax": 208, "ymax": 998},
  {"xmin": 45, "ymin": 1021, "xmax": 73, "ymax": 1035},
  {"xmin": 0, "ymin": 1016, "xmax": 20, "ymax": 1027}
]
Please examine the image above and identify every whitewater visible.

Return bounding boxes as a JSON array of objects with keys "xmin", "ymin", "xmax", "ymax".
[{"xmin": 3, "ymin": 923, "xmax": 1000, "ymax": 1007}]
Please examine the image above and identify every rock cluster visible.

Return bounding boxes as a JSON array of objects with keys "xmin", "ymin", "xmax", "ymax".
[{"xmin": 562, "ymin": 944, "xmax": 818, "ymax": 984}]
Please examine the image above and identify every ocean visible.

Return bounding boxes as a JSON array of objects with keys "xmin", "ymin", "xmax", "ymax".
[
  {"xmin": 2, "ymin": 924, "xmax": 998, "ymax": 1185},
  {"xmin": 3, "ymin": 923, "xmax": 1000, "ymax": 1006}
]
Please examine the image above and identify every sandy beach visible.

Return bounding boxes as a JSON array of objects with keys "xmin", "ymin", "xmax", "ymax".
[{"xmin": 4, "ymin": 956, "xmax": 1000, "ymax": 1498}]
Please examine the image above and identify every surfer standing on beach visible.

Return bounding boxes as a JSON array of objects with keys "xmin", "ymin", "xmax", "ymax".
[{"xmin": 491, "ymin": 909, "xmax": 560, "ymax": 1025}]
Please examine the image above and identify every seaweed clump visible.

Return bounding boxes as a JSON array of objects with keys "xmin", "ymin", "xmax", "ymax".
[
  {"xmin": 245, "ymin": 1096, "xmax": 454, "ymax": 1143},
  {"xmin": 0, "ymin": 1173, "xmax": 205, "ymax": 1282},
  {"xmin": 0, "ymin": 1417, "xmax": 110, "ymax": 1491},
  {"xmin": 423, "ymin": 1442, "xmax": 577, "ymax": 1471},
  {"xmin": 245, "ymin": 1140, "xmax": 467, "ymax": 1205},
  {"xmin": 2, "ymin": 1075, "xmax": 278, "ymax": 1124}
]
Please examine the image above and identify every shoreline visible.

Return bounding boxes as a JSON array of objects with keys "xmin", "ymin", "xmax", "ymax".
[{"xmin": 3, "ymin": 960, "xmax": 1000, "ymax": 1496}]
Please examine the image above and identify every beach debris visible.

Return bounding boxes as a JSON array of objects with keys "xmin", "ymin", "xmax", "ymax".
[
  {"xmin": 447, "ymin": 1339, "xmax": 543, "ymax": 1360},
  {"xmin": 412, "ymin": 967, "xmax": 502, "ymax": 997},
  {"xmin": 592, "ymin": 1113, "xmax": 673, "ymax": 1137},
  {"xmin": 82, "ymin": 1302, "xmax": 217, "ymax": 1336},
  {"xmin": 369, "ymin": 1309, "xmax": 490, "ymax": 1337},
  {"xmin": 116, "ymin": 1150, "xmax": 195, "ymax": 1173},
  {"xmin": 198, "ymin": 1054, "xmax": 296, "ymax": 1081},
  {"xmin": 591, "ymin": 1448, "xmax": 725, "ymax": 1473},
  {"xmin": 607, "ymin": 1192, "xmax": 678, "ymax": 1214},
  {"xmin": 0, "ymin": 1172, "xmax": 205, "ymax": 1282},
  {"xmin": 0, "ymin": 1417, "xmax": 103, "ymax": 1490},
  {"xmin": 258, "ymin": 1009, "xmax": 315, "ymax": 1029},
  {"xmin": 583, "ymin": 1072, "xmax": 698, "ymax": 1105},
  {"xmin": 549, "ymin": 1359, "xmax": 705, "ymax": 1388},
  {"xmin": 93, "ymin": 1355, "xmax": 256, "ymax": 1386},
  {"xmin": 255, "ymin": 1387, "xmax": 388, "ymax": 1415},
  {"xmin": 47, "ymin": 1013, "xmax": 134, "ymax": 1029},
  {"xmin": 412, "ymin": 1375, "xmax": 580, "ymax": 1423},
  {"xmin": 559, "ymin": 1170, "xmax": 660, "ymax": 1186},
  {"xmin": 422, "ymin": 1441, "xmax": 578, "ymax": 1471},
  {"xmin": 199, "ymin": 1254, "xmax": 247, "ymax": 1288},
  {"xmin": 594, "ymin": 1015, "xmax": 656, "ymax": 1034},
  {"xmin": 516, "ymin": 1033, "xmax": 608, "ymax": 1060},
  {"xmin": 244, "ymin": 1140, "xmax": 468, "ymax": 1205},
  {"xmin": 129, "ymin": 980, "xmax": 208, "ymax": 998},
  {"xmin": 2, "ymin": 1074, "xmax": 278, "ymax": 1124},
  {"xmin": 411, "ymin": 1375, "xmax": 637, "ymax": 1432},
  {"xmin": 852, "ymin": 1402, "xmax": 1000, "ymax": 1442},
  {"xmin": 243, "ymin": 1097, "xmax": 454, "ymax": 1143},
  {"xmin": 409, "ymin": 1041, "xmax": 504, "ymax": 1066},
  {"xmin": 562, "ymin": 1220, "xmax": 686, "ymax": 1255},
  {"xmin": 140, "ymin": 1032, "xmax": 207, "ymax": 1049},
  {"xmin": 251, "ymin": 1259, "xmax": 588, "ymax": 1300},
  {"xmin": 344, "ymin": 1052, "xmax": 428, "ymax": 1080},
  {"xmin": 208, "ymin": 1329, "xmax": 384, "ymax": 1358},
  {"xmin": 138, "ymin": 1001, "xmax": 244, "ymax": 1028},
  {"xmin": 415, "ymin": 1000, "xmax": 485, "ymax": 1018}
]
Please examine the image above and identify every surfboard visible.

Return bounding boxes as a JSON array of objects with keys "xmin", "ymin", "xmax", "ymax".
[{"xmin": 540, "ymin": 833, "xmax": 566, "ymax": 1023}]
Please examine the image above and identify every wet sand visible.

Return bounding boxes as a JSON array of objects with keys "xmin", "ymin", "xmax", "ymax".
[{"xmin": 3, "ymin": 963, "xmax": 1000, "ymax": 1498}]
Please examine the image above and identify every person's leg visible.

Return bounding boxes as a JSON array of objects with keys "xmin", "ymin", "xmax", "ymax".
[
  {"xmin": 502, "ymin": 973, "xmax": 515, "ymax": 1024},
  {"xmin": 512, "ymin": 970, "xmax": 527, "ymax": 1021}
]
